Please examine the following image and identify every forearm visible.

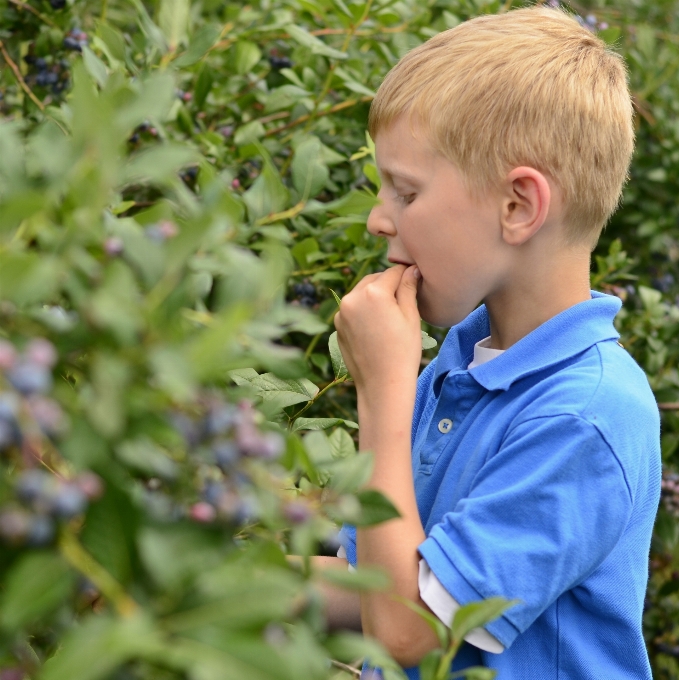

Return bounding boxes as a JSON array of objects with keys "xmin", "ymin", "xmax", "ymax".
[
  {"xmin": 356, "ymin": 385, "xmax": 440, "ymax": 666},
  {"xmin": 313, "ymin": 556, "xmax": 362, "ymax": 631}
]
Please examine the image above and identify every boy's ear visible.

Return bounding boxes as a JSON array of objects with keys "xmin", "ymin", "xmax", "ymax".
[{"xmin": 499, "ymin": 167, "xmax": 551, "ymax": 246}]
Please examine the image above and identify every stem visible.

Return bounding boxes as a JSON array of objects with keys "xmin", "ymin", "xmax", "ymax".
[
  {"xmin": 0, "ymin": 40, "xmax": 45, "ymax": 111},
  {"xmin": 59, "ymin": 529, "xmax": 139, "ymax": 618},
  {"xmin": 7, "ymin": 0, "xmax": 57, "ymax": 28},
  {"xmin": 289, "ymin": 376, "xmax": 347, "ymax": 424}
]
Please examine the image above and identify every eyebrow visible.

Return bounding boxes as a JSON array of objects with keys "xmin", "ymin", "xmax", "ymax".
[{"xmin": 379, "ymin": 166, "xmax": 421, "ymax": 185}]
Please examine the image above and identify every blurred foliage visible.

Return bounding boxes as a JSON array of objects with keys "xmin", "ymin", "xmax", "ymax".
[{"xmin": 1, "ymin": 0, "xmax": 679, "ymax": 677}]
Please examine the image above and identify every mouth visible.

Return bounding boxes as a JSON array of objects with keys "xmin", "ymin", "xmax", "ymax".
[{"xmin": 388, "ymin": 257, "xmax": 416, "ymax": 267}]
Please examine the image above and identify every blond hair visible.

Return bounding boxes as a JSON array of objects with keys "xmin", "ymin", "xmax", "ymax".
[{"xmin": 368, "ymin": 7, "xmax": 634, "ymax": 248}]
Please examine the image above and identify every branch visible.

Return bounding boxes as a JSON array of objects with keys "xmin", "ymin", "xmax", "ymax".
[
  {"xmin": 264, "ymin": 96, "xmax": 372, "ymax": 137},
  {"xmin": 659, "ymin": 403, "xmax": 679, "ymax": 411},
  {"xmin": 0, "ymin": 40, "xmax": 45, "ymax": 111},
  {"xmin": 59, "ymin": 529, "xmax": 139, "ymax": 617},
  {"xmin": 7, "ymin": 0, "xmax": 58, "ymax": 28}
]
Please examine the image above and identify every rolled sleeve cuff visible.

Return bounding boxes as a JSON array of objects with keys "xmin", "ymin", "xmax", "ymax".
[
  {"xmin": 419, "ymin": 559, "xmax": 504, "ymax": 654},
  {"xmin": 419, "ymin": 527, "xmax": 521, "ymax": 650}
]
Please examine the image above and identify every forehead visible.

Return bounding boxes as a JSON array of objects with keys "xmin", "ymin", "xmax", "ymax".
[{"xmin": 373, "ymin": 117, "xmax": 450, "ymax": 181}]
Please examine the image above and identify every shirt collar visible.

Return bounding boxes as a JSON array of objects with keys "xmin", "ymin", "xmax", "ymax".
[{"xmin": 432, "ymin": 291, "xmax": 622, "ymax": 395}]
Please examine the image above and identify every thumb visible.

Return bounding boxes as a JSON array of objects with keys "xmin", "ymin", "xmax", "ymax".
[{"xmin": 396, "ymin": 265, "xmax": 421, "ymax": 310}]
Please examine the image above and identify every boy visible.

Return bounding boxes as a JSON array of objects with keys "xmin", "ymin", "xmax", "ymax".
[{"xmin": 318, "ymin": 6, "xmax": 661, "ymax": 679}]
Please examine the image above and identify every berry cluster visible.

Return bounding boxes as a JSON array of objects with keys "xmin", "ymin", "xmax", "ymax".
[
  {"xmin": 129, "ymin": 120, "xmax": 159, "ymax": 145},
  {"xmin": 292, "ymin": 281, "xmax": 317, "ymax": 308},
  {"xmin": 173, "ymin": 399, "xmax": 285, "ymax": 525},
  {"xmin": 23, "ymin": 55, "xmax": 70, "ymax": 95},
  {"xmin": 0, "ymin": 470, "xmax": 103, "ymax": 547},
  {"xmin": 63, "ymin": 29, "xmax": 88, "ymax": 52},
  {"xmin": 661, "ymin": 471, "xmax": 679, "ymax": 517},
  {"xmin": 269, "ymin": 55, "xmax": 293, "ymax": 70},
  {"xmin": 145, "ymin": 220, "xmax": 179, "ymax": 243}
]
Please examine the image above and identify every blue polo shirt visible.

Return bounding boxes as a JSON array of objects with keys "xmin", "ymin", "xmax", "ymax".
[{"xmin": 341, "ymin": 291, "xmax": 661, "ymax": 679}]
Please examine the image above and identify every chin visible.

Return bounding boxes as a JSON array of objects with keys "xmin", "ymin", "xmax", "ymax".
[{"xmin": 418, "ymin": 291, "xmax": 474, "ymax": 329}]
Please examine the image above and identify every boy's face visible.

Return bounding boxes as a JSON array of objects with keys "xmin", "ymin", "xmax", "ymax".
[{"xmin": 367, "ymin": 116, "xmax": 508, "ymax": 327}]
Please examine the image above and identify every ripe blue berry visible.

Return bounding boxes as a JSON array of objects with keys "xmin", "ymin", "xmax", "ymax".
[
  {"xmin": 52, "ymin": 484, "xmax": 87, "ymax": 519},
  {"xmin": 213, "ymin": 440, "xmax": 240, "ymax": 469},
  {"xmin": 7, "ymin": 362, "xmax": 52, "ymax": 395},
  {"xmin": 26, "ymin": 514, "xmax": 55, "ymax": 546}
]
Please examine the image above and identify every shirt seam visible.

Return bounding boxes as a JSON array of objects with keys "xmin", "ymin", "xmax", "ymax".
[{"xmin": 505, "ymin": 413, "xmax": 634, "ymax": 505}]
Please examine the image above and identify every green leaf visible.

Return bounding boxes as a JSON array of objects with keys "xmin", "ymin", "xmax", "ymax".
[
  {"xmin": 422, "ymin": 330, "xmax": 438, "ymax": 350},
  {"xmin": 194, "ymin": 63, "xmax": 214, "ymax": 109},
  {"xmin": 450, "ymin": 668, "xmax": 497, "ymax": 680},
  {"xmin": 40, "ymin": 614, "xmax": 160, "ymax": 680},
  {"xmin": 328, "ymin": 331, "xmax": 349, "ymax": 379},
  {"xmin": 328, "ymin": 451, "xmax": 373, "ymax": 493},
  {"xmin": 250, "ymin": 373, "xmax": 319, "ymax": 409},
  {"xmin": 329, "ymin": 427, "xmax": 357, "ymax": 459},
  {"xmin": 82, "ymin": 46, "xmax": 108, "ymax": 87},
  {"xmin": 291, "ymin": 417, "xmax": 357, "ymax": 432},
  {"xmin": 319, "ymin": 565, "xmax": 390, "ymax": 591},
  {"xmin": 451, "ymin": 597, "xmax": 518, "ymax": 642},
  {"xmin": 243, "ymin": 159, "xmax": 290, "ymax": 223},
  {"xmin": 123, "ymin": 144, "xmax": 201, "ymax": 185},
  {"xmin": 0, "ymin": 552, "xmax": 74, "ymax": 631},
  {"xmin": 116, "ymin": 437, "xmax": 179, "ymax": 479},
  {"xmin": 173, "ymin": 24, "xmax": 221, "ymax": 67},
  {"xmin": 234, "ymin": 40, "xmax": 263, "ymax": 75},
  {"xmin": 325, "ymin": 633, "xmax": 407, "ymax": 679},
  {"xmin": 159, "ymin": 0, "xmax": 190, "ymax": 51},
  {"xmin": 291, "ymin": 236, "xmax": 320, "ymax": 269},
  {"xmin": 285, "ymin": 24, "xmax": 348, "ymax": 60},
  {"xmin": 292, "ymin": 136, "xmax": 329, "ymax": 199},
  {"xmin": 353, "ymin": 489, "xmax": 401, "ymax": 526}
]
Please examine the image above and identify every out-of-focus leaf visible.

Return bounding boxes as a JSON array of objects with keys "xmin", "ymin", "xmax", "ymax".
[
  {"xmin": 328, "ymin": 331, "xmax": 349, "ymax": 379},
  {"xmin": 0, "ymin": 552, "xmax": 74, "ymax": 631},
  {"xmin": 173, "ymin": 24, "xmax": 221, "ymax": 67},
  {"xmin": 451, "ymin": 597, "xmax": 518, "ymax": 642},
  {"xmin": 159, "ymin": 0, "xmax": 190, "ymax": 50},
  {"xmin": 285, "ymin": 24, "xmax": 348, "ymax": 60}
]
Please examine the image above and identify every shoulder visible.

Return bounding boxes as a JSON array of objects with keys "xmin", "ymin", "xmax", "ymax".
[{"xmin": 512, "ymin": 339, "xmax": 660, "ymax": 500}]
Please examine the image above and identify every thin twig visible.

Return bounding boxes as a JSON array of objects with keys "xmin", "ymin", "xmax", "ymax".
[
  {"xmin": 7, "ymin": 0, "xmax": 58, "ymax": 28},
  {"xmin": 659, "ymin": 403, "xmax": 679, "ymax": 411},
  {"xmin": 264, "ymin": 96, "xmax": 372, "ymax": 137},
  {"xmin": 0, "ymin": 40, "xmax": 45, "ymax": 111},
  {"xmin": 330, "ymin": 659, "xmax": 362, "ymax": 677}
]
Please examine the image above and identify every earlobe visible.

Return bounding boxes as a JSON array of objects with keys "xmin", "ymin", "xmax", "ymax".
[{"xmin": 500, "ymin": 167, "xmax": 551, "ymax": 247}]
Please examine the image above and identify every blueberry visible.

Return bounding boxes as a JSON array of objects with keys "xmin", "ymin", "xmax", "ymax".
[
  {"xmin": 205, "ymin": 404, "xmax": 237, "ymax": 436},
  {"xmin": 16, "ymin": 470, "xmax": 53, "ymax": 504},
  {"xmin": 26, "ymin": 514, "xmax": 55, "ymax": 546},
  {"xmin": 269, "ymin": 56, "xmax": 293, "ymax": 70},
  {"xmin": 237, "ymin": 425, "xmax": 284, "ymax": 459},
  {"xmin": 202, "ymin": 480, "xmax": 226, "ymax": 506},
  {"xmin": 36, "ymin": 72, "xmax": 58, "ymax": 87},
  {"xmin": 63, "ymin": 37, "xmax": 82, "ymax": 52},
  {"xmin": 0, "ymin": 508, "xmax": 31, "ymax": 543},
  {"xmin": 169, "ymin": 412, "xmax": 204, "ymax": 447},
  {"xmin": 144, "ymin": 224, "xmax": 166, "ymax": 243},
  {"xmin": 35, "ymin": 58, "xmax": 47, "ymax": 70},
  {"xmin": 52, "ymin": 484, "xmax": 87, "ymax": 519},
  {"xmin": 213, "ymin": 439, "xmax": 240, "ymax": 469},
  {"xmin": 283, "ymin": 501, "xmax": 311, "ymax": 524},
  {"xmin": 298, "ymin": 296, "xmax": 315, "ymax": 308},
  {"xmin": 129, "ymin": 133, "xmax": 140, "ymax": 144},
  {"xmin": 7, "ymin": 362, "xmax": 52, "ymax": 395},
  {"xmin": 0, "ymin": 340, "xmax": 17, "ymax": 370},
  {"xmin": 0, "ymin": 418, "xmax": 18, "ymax": 451},
  {"xmin": 49, "ymin": 0, "xmax": 66, "ymax": 8},
  {"xmin": 26, "ymin": 338, "xmax": 57, "ymax": 368}
]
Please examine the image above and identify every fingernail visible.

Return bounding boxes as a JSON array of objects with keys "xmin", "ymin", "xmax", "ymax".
[{"xmin": 413, "ymin": 267, "xmax": 421, "ymax": 280}]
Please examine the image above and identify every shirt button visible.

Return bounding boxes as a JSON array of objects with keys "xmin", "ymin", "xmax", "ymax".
[{"xmin": 438, "ymin": 418, "xmax": 453, "ymax": 434}]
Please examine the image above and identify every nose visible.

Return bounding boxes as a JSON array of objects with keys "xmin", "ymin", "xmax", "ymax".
[{"xmin": 366, "ymin": 194, "xmax": 396, "ymax": 238}]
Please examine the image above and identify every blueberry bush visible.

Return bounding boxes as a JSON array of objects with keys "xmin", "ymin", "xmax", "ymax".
[{"xmin": 1, "ymin": 0, "xmax": 679, "ymax": 678}]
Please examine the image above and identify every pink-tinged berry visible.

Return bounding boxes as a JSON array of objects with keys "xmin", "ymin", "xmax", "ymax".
[
  {"xmin": 27, "ymin": 396, "xmax": 66, "ymax": 436},
  {"xmin": 104, "ymin": 236, "xmax": 124, "ymax": 256},
  {"xmin": 231, "ymin": 178, "xmax": 241, "ymax": 189},
  {"xmin": 0, "ymin": 668, "xmax": 26, "ymax": 680},
  {"xmin": 182, "ymin": 91, "xmax": 193, "ymax": 102},
  {"xmin": 0, "ymin": 341, "xmax": 17, "ymax": 370},
  {"xmin": 74, "ymin": 471, "xmax": 104, "ymax": 500},
  {"xmin": 25, "ymin": 338, "xmax": 57, "ymax": 368},
  {"xmin": 190, "ymin": 501, "xmax": 216, "ymax": 523},
  {"xmin": 157, "ymin": 220, "xmax": 178, "ymax": 239},
  {"xmin": 283, "ymin": 501, "xmax": 311, "ymax": 524}
]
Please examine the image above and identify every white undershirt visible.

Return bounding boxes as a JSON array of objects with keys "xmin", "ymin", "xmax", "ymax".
[{"xmin": 338, "ymin": 336, "xmax": 506, "ymax": 655}]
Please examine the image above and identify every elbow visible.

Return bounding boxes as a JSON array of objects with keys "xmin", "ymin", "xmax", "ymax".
[{"xmin": 378, "ymin": 628, "xmax": 434, "ymax": 669}]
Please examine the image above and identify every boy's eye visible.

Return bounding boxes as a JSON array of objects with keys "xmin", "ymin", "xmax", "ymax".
[{"xmin": 397, "ymin": 193, "xmax": 415, "ymax": 206}]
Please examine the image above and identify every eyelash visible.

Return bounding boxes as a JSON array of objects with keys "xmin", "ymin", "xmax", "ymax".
[{"xmin": 396, "ymin": 193, "xmax": 415, "ymax": 206}]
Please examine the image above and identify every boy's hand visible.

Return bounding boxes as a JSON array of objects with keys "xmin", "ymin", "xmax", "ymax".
[{"xmin": 334, "ymin": 264, "xmax": 422, "ymax": 397}]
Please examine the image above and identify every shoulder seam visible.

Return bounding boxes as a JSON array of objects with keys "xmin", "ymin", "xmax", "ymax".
[{"xmin": 510, "ymin": 413, "xmax": 634, "ymax": 505}]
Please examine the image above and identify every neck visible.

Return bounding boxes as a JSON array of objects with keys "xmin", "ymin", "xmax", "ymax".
[{"xmin": 483, "ymin": 245, "xmax": 592, "ymax": 350}]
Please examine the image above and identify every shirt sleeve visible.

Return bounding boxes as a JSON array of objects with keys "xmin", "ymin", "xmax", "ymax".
[
  {"xmin": 419, "ymin": 558, "xmax": 504, "ymax": 653},
  {"xmin": 418, "ymin": 414, "xmax": 633, "ymax": 650}
]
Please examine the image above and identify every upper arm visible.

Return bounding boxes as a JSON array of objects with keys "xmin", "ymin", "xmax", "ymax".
[{"xmin": 419, "ymin": 414, "xmax": 632, "ymax": 649}]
